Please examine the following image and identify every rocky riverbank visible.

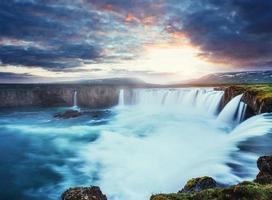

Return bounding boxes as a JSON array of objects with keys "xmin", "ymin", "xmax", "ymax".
[
  {"xmin": 0, "ymin": 84, "xmax": 119, "ymax": 108},
  {"xmin": 61, "ymin": 155, "xmax": 272, "ymax": 200}
]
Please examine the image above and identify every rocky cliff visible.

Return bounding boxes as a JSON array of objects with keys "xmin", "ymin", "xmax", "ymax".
[
  {"xmin": 220, "ymin": 85, "xmax": 272, "ymax": 118},
  {"xmin": 0, "ymin": 84, "xmax": 119, "ymax": 108}
]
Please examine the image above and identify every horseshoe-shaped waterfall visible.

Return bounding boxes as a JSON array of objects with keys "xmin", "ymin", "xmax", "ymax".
[{"xmin": 0, "ymin": 88, "xmax": 271, "ymax": 200}]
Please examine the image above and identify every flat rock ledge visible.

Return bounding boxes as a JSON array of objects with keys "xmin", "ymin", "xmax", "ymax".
[{"xmin": 62, "ymin": 186, "xmax": 107, "ymax": 200}]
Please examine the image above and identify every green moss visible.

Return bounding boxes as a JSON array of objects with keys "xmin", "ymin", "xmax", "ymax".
[
  {"xmin": 182, "ymin": 176, "xmax": 215, "ymax": 192},
  {"xmin": 151, "ymin": 182, "xmax": 272, "ymax": 200},
  {"xmin": 237, "ymin": 84, "xmax": 272, "ymax": 101},
  {"xmin": 185, "ymin": 177, "xmax": 209, "ymax": 188}
]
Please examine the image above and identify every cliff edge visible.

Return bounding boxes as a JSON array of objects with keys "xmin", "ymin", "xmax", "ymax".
[
  {"xmin": 0, "ymin": 84, "xmax": 119, "ymax": 108},
  {"xmin": 220, "ymin": 85, "xmax": 272, "ymax": 118}
]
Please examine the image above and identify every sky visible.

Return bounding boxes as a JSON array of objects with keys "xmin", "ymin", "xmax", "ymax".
[{"xmin": 0, "ymin": 0, "xmax": 272, "ymax": 83}]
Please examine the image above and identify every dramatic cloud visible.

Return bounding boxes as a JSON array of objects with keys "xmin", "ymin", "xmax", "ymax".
[
  {"xmin": 167, "ymin": 0, "xmax": 272, "ymax": 66},
  {"xmin": 0, "ymin": 0, "xmax": 271, "ymax": 82},
  {"xmin": 0, "ymin": 72, "xmax": 39, "ymax": 83},
  {"xmin": 0, "ymin": 0, "xmax": 150, "ymax": 70}
]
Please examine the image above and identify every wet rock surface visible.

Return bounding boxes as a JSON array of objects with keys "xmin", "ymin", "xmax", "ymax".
[
  {"xmin": 180, "ymin": 176, "xmax": 217, "ymax": 193},
  {"xmin": 255, "ymin": 156, "xmax": 272, "ymax": 184},
  {"xmin": 54, "ymin": 109, "xmax": 113, "ymax": 120},
  {"xmin": 62, "ymin": 186, "xmax": 107, "ymax": 200},
  {"xmin": 54, "ymin": 110, "xmax": 82, "ymax": 119}
]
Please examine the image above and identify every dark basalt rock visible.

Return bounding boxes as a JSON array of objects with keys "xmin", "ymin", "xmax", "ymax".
[
  {"xmin": 62, "ymin": 186, "xmax": 107, "ymax": 200},
  {"xmin": 180, "ymin": 176, "xmax": 217, "ymax": 193},
  {"xmin": 219, "ymin": 86, "xmax": 272, "ymax": 117},
  {"xmin": 87, "ymin": 110, "xmax": 108, "ymax": 118},
  {"xmin": 257, "ymin": 156, "xmax": 272, "ymax": 173},
  {"xmin": 54, "ymin": 110, "xmax": 82, "ymax": 119},
  {"xmin": 255, "ymin": 156, "xmax": 272, "ymax": 184}
]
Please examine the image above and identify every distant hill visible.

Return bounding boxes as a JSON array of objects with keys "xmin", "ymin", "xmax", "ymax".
[
  {"xmin": 0, "ymin": 77, "xmax": 150, "ymax": 89},
  {"xmin": 189, "ymin": 71, "xmax": 272, "ymax": 85},
  {"xmin": 63, "ymin": 77, "xmax": 146, "ymax": 86}
]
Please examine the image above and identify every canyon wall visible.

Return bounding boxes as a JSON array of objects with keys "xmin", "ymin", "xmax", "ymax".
[
  {"xmin": 0, "ymin": 85, "xmax": 119, "ymax": 108},
  {"xmin": 1, "ymin": 84, "xmax": 271, "ymax": 113}
]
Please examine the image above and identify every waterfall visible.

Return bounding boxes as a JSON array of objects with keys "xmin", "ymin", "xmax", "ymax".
[
  {"xmin": 118, "ymin": 88, "xmax": 224, "ymax": 115},
  {"xmin": 118, "ymin": 89, "xmax": 125, "ymax": 106},
  {"xmin": 72, "ymin": 91, "xmax": 78, "ymax": 110},
  {"xmin": 230, "ymin": 113, "xmax": 272, "ymax": 141},
  {"xmin": 117, "ymin": 89, "xmax": 251, "ymax": 124},
  {"xmin": 217, "ymin": 94, "xmax": 243, "ymax": 124},
  {"xmin": 236, "ymin": 102, "xmax": 247, "ymax": 123}
]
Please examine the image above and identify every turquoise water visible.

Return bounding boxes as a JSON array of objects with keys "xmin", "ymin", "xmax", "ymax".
[
  {"xmin": 0, "ymin": 88, "xmax": 272, "ymax": 200},
  {"xmin": 0, "ymin": 107, "xmax": 114, "ymax": 200}
]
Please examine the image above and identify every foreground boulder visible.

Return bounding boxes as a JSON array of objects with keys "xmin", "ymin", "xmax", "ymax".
[
  {"xmin": 255, "ymin": 156, "xmax": 272, "ymax": 184},
  {"xmin": 54, "ymin": 110, "xmax": 82, "ymax": 119},
  {"xmin": 151, "ymin": 155, "xmax": 272, "ymax": 200},
  {"xmin": 180, "ymin": 176, "xmax": 216, "ymax": 193},
  {"xmin": 62, "ymin": 186, "xmax": 107, "ymax": 200}
]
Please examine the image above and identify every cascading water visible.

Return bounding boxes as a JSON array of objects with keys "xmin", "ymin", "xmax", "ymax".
[
  {"xmin": 236, "ymin": 102, "xmax": 247, "ymax": 123},
  {"xmin": 119, "ymin": 88, "xmax": 224, "ymax": 116},
  {"xmin": 230, "ymin": 113, "xmax": 272, "ymax": 141},
  {"xmin": 118, "ymin": 89, "xmax": 125, "ymax": 106},
  {"xmin": 217, "ymin": 94, "xmax": 244, "ymax": 125},
  {"xmin": 1, "ymin": 87, "xmax": 272, "ymax": 200},
  {"xmin": 72, "ymin": 90, "xmax": 79, "ymax": 110}
]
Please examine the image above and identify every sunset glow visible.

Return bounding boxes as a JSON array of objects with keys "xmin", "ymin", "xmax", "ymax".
[{"xmin": 0, "ymin": 0, "xmax": 271, "ymax": 83}]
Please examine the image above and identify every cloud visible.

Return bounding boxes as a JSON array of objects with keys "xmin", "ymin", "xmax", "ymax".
[
  {"xmin": 0, "ymin": 72, "xmax": 41, "ymax": 83},
  {"xmin": 0, "ymin": 0, "xmax": 149, "ymax": 70},
  {"xmin": 0, "ymin": 0, "xmax": 272, "ymax": 76},
  {"xmin": 166, "ymin": 0, "xmax": 272, "ymax": 67},
  {"xmin": 0, "ymin": 43, "xmax": 100, "ymax": 70}
]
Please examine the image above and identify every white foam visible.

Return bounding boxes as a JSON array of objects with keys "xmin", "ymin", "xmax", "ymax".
[{"xmin": 78, "ymin": 107, "xmax": 236, "ymax": 200}]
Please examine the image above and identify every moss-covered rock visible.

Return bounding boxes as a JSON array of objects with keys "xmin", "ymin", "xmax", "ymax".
[
  {"xmin": 220, "ymin": 84, "xmax": 272, "ymax": 116},
  {"xmin": 61, "ymin": 186, "xmax": 107, "ymax": 200},
  {"xmin": 150, "ymin": 182, "xmax": 272, "ymax": 200},
  {"xmin": 180, "ymin": 176, "xmax": 216, "ymax": 193}
]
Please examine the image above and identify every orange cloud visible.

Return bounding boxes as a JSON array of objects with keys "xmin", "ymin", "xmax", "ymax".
[
  {"xmin": 142, "ymin": 16, "xmax": 155, "ymax": 26},
  {"xmin": 125, "ymin": 13, "xmax": 140, "ymax": 23}
]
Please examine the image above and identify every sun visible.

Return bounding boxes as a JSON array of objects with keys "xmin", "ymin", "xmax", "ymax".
[
  {"xmin": 125, "ymin": 43, "xmax": 218, "ymax": 81},
  {"xmin": 145, "ymin": 45, "xmax": 202, "ymax": 72}
]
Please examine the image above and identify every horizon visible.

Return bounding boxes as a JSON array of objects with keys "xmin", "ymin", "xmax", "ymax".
[
  {"xmin": 0, "ymin": 69, "xmax": 272, "ymax": 85},
  {"xmin": 1, "ymin": 1, "xmax": 272, "ymax": 83}
]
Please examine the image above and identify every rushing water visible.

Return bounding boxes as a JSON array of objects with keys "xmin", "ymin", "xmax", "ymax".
[
  {"xmin": 0, "ymin": 88, "xmax": 272, "ymax": 200},
  {"xmin": 72, "ymin": 91, "xmax": 79, "ymax": 110}
]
